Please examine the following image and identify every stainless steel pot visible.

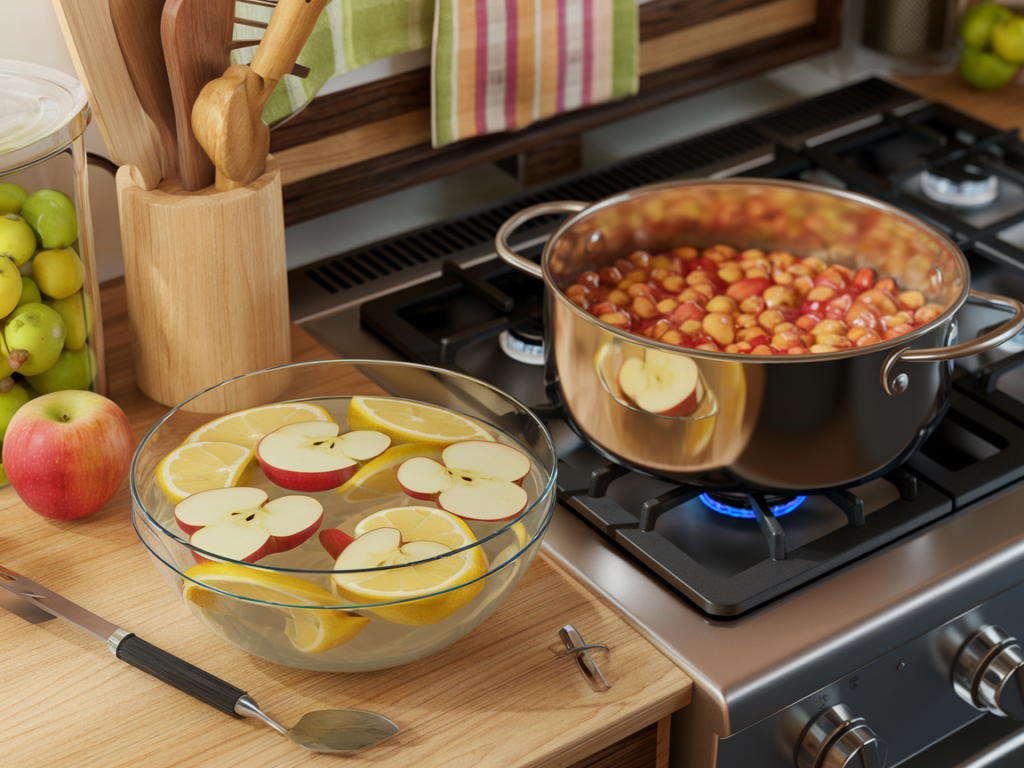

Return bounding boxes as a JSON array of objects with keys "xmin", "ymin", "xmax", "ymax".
[{"xmin": 495, "ymin": 180, "xmax": 1024, "ymax": 493}]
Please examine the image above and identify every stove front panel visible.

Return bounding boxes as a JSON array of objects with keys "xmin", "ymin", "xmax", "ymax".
[{"xmin": 711, "ymin": 576, "xmax": 1024, "ymax": 767}]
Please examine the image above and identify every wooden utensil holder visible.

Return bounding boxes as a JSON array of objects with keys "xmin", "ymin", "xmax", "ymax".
[{"xmin": 116, "ymin": 156, "xmax": 291, "ymax": 407}]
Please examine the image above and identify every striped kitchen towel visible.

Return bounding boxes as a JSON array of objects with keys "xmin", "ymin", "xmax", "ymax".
[
  {"xmin": 233, "ymin": 0, "xmax": 436, "ymax": 128},
  {"xmin": 431, "ymin": 0, "xmax": 639, "ymax": 148}
]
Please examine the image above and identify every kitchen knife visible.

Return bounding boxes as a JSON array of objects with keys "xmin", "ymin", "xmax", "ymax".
[
  {"xmin": 0, "ymin": 562, "xmax": 246, "ymax": 714},
  {"xmin": 0, "ymin": 563, "xmax": 399, "ymax": 753}
]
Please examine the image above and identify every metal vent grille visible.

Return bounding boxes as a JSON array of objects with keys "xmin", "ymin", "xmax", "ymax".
[
  {"xmin": 300, "ymin": 124, "xmax": 772, "ymax": 295},
  {"xmin": 753, "ymin": 78, "xmax": 912, "ymax": 139}
]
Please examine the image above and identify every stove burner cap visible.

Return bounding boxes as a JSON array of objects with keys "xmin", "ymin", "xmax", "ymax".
[
  {"xmin": 700, "ymin": 492, "xmax": 807, "ymax": 519},
  {"xmin": 499, "ymin": 325, "xmax": 544, "ymax": 365},
  {"xmin": 921, "ymin": 163, "xmax": 999, "ymax": 208}
]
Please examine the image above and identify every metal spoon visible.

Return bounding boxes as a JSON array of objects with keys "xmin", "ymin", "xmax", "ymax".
[
  {"xmin": 235, "ymin": 696, "xmax": 399, "ymax": 752},
  {"xmin": 0, "ymin": 564, "xmax": 399, "ymax": 753}
]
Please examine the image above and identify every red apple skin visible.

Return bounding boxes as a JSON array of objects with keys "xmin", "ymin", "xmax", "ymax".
[
  {"xmin": 3, "ymin": 391, "xmax": 135, "ymax": 520},
  {"xmin": 437, "ymin": 497, "xmax": 528, "ymax": 522},
  {"xmin": 257, "ymin": 455, "xmax": 358, "ymax": 493},
  {"xmin": 319, "ymin": 528, "xmax": 355, "ymax": 560},
  {"xmin": 190, "ymin": 537, "xmax": 277, "ymax": 566},
  {"xmin": 270, "ymin": 512, "xmax": 324, "ymax": 554}
]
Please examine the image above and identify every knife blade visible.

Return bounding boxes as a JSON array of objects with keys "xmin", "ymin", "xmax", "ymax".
[
  {"xmin": 0, "ymin": 580, "xmax": 54, "ymax": 625},
  {"xmin": 0, "ymin": 564, "xmax": 119, "ymax": 642}
]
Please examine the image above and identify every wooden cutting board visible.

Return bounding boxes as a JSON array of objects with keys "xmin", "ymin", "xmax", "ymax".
[
  {"xmin": 0, "ymin": 280, "xmax": 692, "ymax": 768},
  {"xmin": 109, "ymin": 0, "xmax": 179, "ymax": 180}
]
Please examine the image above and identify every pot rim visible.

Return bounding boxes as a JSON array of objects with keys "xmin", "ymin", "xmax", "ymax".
[{"xmin": 542, "ymin": 177, "xmax": 971, "ymax": 363}]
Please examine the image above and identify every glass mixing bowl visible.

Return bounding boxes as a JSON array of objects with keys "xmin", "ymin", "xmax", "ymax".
[{"xmin": 131, "ymin": 360, "xmax": 557, "ymax": 672}]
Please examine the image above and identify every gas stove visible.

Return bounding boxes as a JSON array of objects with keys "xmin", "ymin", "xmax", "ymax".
[{"xmin": 291, "ymin": 78, "xmax": 1024, "ymax": 767}]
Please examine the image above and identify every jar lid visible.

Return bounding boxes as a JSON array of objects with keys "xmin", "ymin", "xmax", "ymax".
[{"xmin": 0, "ymin": 60, "xmax": 90, "ymax": 172}]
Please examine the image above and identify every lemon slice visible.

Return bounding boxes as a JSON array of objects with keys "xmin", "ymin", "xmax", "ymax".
[
  {"xmin": 333, "ymin": 506, "xmax": 488, "ymax": 625},
  {"xmin": 346, "ymin": 397, "xmax": 494, "ymax": 448},
  {"xmin": 183, "ymin": 562, "xmax": 369, "ymax": 653},
  {"xmin": 183, "ymin": 403, "xmax": 334, "ymax": 450},
  {"xmin": 336, "ymin": 443, "xmax": 437, "ymax": 502},
  {"xmin": 156, "ymin": 441, "xmax": 255, "ymax": 504}
]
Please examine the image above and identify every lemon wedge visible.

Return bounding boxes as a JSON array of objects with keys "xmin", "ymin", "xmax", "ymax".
[
  {"xmin": 346, "ymin": 397, "xmax": 494, "ymax": 448},
  {"xmin": 156, "ymin": 441, "xmax": 255, "ymax": 503},
  {"xmin": 335, "ymin": 442, "xmax": 437, "ymax": 502},
  {"xmin": 183, "ymin": 402, "xmax": 334, "ymax": 450},
  {"xmin": 332, "ymin": 506, "xmax": 488, "ymax": 625},
  {"xmin": 183, "ymin": 562, "xmax": 369, "ymax": 654}
]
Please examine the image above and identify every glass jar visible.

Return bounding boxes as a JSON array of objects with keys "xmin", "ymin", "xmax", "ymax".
[
  {"xmin": 0, "ymin": 60, "xmax": 106, "ymax": 442},
  {"xmin": 0, "ymin": 60, "xmax": 105, "ymax": 479}
]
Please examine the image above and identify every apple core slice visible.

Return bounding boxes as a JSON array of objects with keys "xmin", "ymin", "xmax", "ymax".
[
  {"xmin": 256, "ymin": 421, "xmax": 391, "ymax": 492},
  {"xmin": 396, "ymin": 440, "xmax": 531, "ymax": 521},
  {"xmin": 175, "ymin": 486, "xmax": 324, "ymax": 563},
  {"xmin": 617, "ymin": 349, "xmax": 704, "ymax": 417}
]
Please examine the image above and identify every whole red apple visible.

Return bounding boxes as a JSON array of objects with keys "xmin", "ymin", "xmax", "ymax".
[{"xmin": 3, "ymin": 390, "xmax": 135, "ymax": 519}]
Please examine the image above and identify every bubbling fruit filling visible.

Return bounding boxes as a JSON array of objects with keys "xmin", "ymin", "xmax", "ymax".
[{"xmin": 565, "ymin": 245, "xmax": 946, "ymax": 355}]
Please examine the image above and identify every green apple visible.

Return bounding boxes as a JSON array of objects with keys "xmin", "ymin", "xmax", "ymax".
[
  {"xmin": 0, "ymin": 215, "xmax": 36, "ymax": 266},
  {"xmin": 25, "ymin": 345, "xmax": 96, "ymax": 394},
  {"xmin": 4, "ymin": 302, "xmax": 66, "ymax": 376},
  {"xmin": 0, "ymin": 382, "xmax": 32, "ymax": 440},
  {"xmin": 0, "ymin": 257, "xmax": 23, "ymax": 319},
  {"xmin": 32, "ymin": 247, "xmax": 83, "ymax": 300},
  {"xmin": 43, "ymin": 291, "xmax": 89, "ymax": 350},
  {"xmin": 17, "ymin": 277, "xmax": 41, "ymax": 309},
  {"xmin": 960, "ymin": 2, "xmax": 1015, "ymax": 47},
  {"xmin": 960, "ymin": 45, "xmax": 1020, "ymax": 90},
  {"xmin": 0, "ymin": 184, "xmax": 28, "ymax": 217},
  {"xmin": 993, "ymin": 16, "xmax": 1024, "ymax": 64},
  {"xmin": 0, "ymin": 460, "xmax": 8, "ymax": 488},
  {"xmin": 0, "ymin": 334, "xmax": 14, "ymax": 381},
  {"xmin": 20, "ymin": 189, "xmax": 77, "ymax": 250}
]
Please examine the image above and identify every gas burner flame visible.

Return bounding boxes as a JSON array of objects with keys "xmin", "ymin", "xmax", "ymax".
[{"xmin": 699, "ymin": 493, "xmax": 807, "ymax": 519}]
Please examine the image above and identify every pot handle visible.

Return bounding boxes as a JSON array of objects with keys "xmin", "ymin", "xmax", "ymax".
[
  {"xmin": 881, "ymin": 290, "xmax": 1024, "ymax": 396},
  {"xmin": 495, "ymin": 201, "xmax": 591, "ymax": 280}
]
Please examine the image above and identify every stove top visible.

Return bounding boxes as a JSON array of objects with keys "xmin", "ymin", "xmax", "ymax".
[{"xmin": 294, "ymin": 76, "xmax": 1024, "ymax": 761}]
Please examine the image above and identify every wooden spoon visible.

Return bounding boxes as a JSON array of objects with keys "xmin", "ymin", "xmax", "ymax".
[
  {"xmin": 109, "ymin": 0, "xmax": 178, "ymax": 180},
  {"xmin": 192, "ymin": 0, "xmax": 331, "ymax": 192},
  {"xmin": 161, "ymin": 0, "xmax": 235, "ymax": 190}
]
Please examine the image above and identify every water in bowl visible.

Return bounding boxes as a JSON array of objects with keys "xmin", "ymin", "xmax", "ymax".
[{"xmin": 141, "ymin": 396, "xmax": 552, "ymax": 671}]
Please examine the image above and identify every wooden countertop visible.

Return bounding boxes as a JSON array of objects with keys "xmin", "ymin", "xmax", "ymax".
[{"xmin": 0, "ymin": 280, "xmax": 691, "ymax": 768}]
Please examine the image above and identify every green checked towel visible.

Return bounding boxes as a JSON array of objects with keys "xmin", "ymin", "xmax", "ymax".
[{"xmin": 233, "ymin": 0, "xmax": 436, "ymax": 128}]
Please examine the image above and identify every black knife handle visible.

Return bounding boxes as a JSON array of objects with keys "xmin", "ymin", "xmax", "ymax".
[{"xmin": 114, "ymin": 633, "xmax": 246, "ymax": 717}]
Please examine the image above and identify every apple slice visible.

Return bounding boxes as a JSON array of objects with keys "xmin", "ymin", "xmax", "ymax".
[
  {"xmin": 396, "ymin": 440, "xmax": 530, "ymax": 521},
  {"xmin": 334, "ymin": 526, "xmax": 451, "ymax": 572},
  {"xmin": 319, "ymin": 528, "xmax": 355, "ymax": 560},
  {"xmin": 617, "ymin": 349, "xmax": 704, "ymax": 417},
  {"xmin": 175, "ymin": 486, "xmax": 324, "ymax": 563},
  {"xmin": 256, "ymin": 421, "xmax": 390, "ymax": 492}
]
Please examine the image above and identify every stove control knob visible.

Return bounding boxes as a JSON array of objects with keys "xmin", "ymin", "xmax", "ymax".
[
  {"xmin": 795, "ymin": 704, "xmax": 887, "ymax": 768},
  {"xmin": 953, "ymin": 625, "xmax": 1024, "ymax": 719}
]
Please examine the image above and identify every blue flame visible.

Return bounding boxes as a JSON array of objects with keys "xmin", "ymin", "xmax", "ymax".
[{"xmin": 699, "ymin": 493, "xmax": 807, "ymax": 519}]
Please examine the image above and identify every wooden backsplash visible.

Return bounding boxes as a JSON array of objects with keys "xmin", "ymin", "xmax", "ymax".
[{"xmin": 270, "ymin": 0, "xmax": 842, "ymax": 225}]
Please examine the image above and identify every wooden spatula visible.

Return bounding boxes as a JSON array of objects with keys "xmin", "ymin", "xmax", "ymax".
[
  {"xmin": 161, "ymin": 0, "xmax": 235, "ymax": 191},
  {"xmin": 51, "ymin": 0, "xmax": 163, "ymax": 190},
  {"xmin": 109, "ymin": 0, "xmax": 178, "ymax": 180},
  {"xmin": 192, "ymin": 0, "xmax": 331, "ymax": 192}
]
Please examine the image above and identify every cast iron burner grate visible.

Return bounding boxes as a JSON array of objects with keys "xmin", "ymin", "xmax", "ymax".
[{"xmin": 543, "ymin": 385, "xmax": 1024, "ymax": 617}]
